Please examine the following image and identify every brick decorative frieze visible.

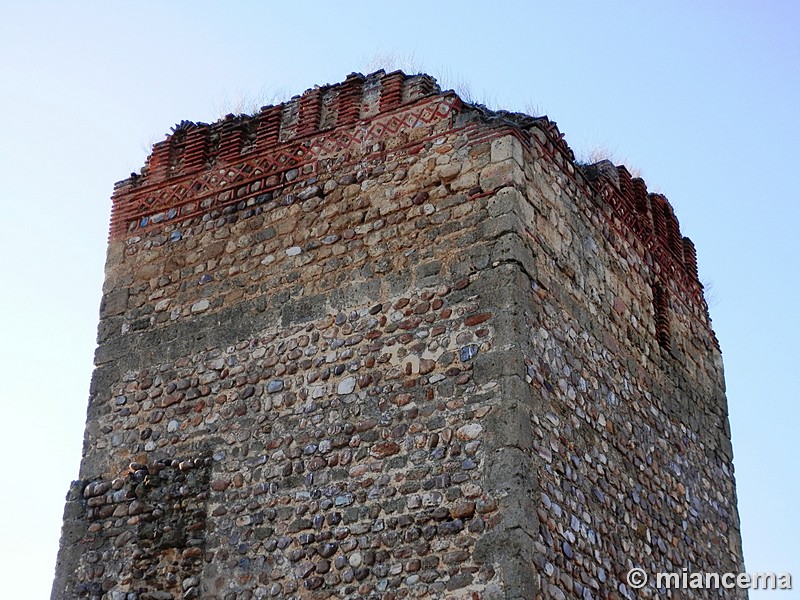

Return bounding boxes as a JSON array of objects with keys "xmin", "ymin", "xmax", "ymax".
[{"xmin": 111, "ymin": 72, "xmax": 460, "ymax": 239}]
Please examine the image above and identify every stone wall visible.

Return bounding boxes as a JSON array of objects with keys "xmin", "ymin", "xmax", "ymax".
[{"xmin": 52, "ymin": 70, "xmax": 743, "ymax": 599}]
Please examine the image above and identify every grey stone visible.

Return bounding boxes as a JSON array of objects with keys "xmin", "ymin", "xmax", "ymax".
[{"xmin": 337, "ymin": 377, "xmax": 356, "ymax": 395}]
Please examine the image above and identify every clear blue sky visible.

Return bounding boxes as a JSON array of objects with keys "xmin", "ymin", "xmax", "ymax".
[{"xmin": 1, "ymin": 1, "xmax": 797, "ymax": 597}]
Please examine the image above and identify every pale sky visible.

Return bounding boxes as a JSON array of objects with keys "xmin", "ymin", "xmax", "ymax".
[{"xmin": 1, "ymin": 1, "xmax": 798, "ymax": 598}]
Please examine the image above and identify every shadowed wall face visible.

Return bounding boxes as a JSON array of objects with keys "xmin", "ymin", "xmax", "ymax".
[{"xmin": 52, "ymin": 71, "xmax": 743, "ymax": 600}]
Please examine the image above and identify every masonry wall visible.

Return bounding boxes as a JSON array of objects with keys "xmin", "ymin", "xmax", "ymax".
[{"xmin": 52, "ymin": 70, "xmax": 743, "ymax": 600}]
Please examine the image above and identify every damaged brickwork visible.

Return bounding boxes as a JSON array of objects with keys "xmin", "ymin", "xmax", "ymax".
[{"xmin": 52, "ymin": 70, "xmax": 744, "ymax": 599}]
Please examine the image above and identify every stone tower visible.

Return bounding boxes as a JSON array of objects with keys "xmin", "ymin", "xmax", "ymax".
[{"xmin": 52, "ymin": 71, "xmax": 744, "ymax": 599}]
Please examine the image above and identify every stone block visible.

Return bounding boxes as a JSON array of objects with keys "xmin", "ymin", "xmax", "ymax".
[
  {"xmin": 490, "ymin": 135, "xmax": 524, "ymax": 168},
  {"xmin": 480, "ymin": 159, "xmax": 524, "ymax": 192},
  {"xmin": 99, "ymin": 287, "xmax": 129, "ymax": 318}
]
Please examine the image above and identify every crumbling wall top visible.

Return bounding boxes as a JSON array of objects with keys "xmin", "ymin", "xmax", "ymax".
[
  {"xmin": 115, "ymin": 70, "xmax": 440, "ymax": 193},
  {"xmin": 111, "ymin": 70, "xmax": 708, "ymax": 330}
]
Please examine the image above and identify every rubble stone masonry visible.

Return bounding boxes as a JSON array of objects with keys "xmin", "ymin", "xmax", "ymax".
[{"xmin": 52, "ymin": 70, "xmax": 744, "ymax": 600}]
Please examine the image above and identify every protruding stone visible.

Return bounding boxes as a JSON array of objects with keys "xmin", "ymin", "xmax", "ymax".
[
  {"xmin": 456, "ymin": 423, "xmax": 482, "ymax": 440},
  {"xmin": 267, "ymin": 379, "xmax": 284, "ymax": 393},
  {"xmin": 191, "ymin": 299, "xmax": 210, "ymax": 313},
  {"xmin": 337, "ymin": 377, "xmax": 356, "ymax": 395}
]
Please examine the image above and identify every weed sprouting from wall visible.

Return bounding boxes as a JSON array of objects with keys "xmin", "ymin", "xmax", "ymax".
[
  {"xmin": 577, "ymin": 143, "xmax": 643, "ymax": 179},
  {"xmin": 212, "ymin": 84, "xmax": 292, "ymax": 119}
]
